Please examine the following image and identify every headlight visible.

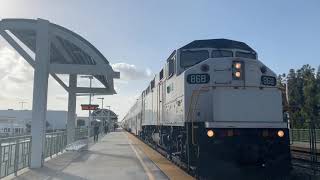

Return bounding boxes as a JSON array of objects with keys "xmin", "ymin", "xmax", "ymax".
[
  {"xmin": 232, "ymin": 61, "xmax": 243, "ymax": 80},
  {"xmin": 277, "ymin": 130, "xmax": 284, "ymax": 137},
  {"xmin": 235, "ymin": 63, "xmax": 242, "ymax": 69},
  {"xmin": 207, "ymin": 130, "xmax": 215, "ymax": 138},
  {"xmin": 235, "ymin": 72, "xmax": 241, "ymax": 78}
]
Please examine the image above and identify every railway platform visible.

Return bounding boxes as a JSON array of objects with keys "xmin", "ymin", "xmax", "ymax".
[{"xmin": 5, "ymin": 130, "xmax": 193, "ymax": 180}]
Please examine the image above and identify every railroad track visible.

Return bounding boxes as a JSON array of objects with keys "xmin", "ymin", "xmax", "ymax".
[{"xmin": 291, "ymin": 148, "xmax": 320, "ymax": 174}]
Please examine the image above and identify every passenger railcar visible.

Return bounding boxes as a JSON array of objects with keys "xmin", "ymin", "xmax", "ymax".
[{"xmin": 122, "ymin": 39, "xmax": 291, "ymax": 179}]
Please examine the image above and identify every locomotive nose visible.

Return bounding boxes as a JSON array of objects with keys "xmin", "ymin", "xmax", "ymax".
[{"xmin": 237, "ymin": 144, "xmax": 261, "ymax": 164}]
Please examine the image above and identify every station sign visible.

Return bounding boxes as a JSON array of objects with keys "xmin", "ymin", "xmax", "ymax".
[{"xmin": 81, "ymin": 104, "xmax": 99, "ymax": 110}]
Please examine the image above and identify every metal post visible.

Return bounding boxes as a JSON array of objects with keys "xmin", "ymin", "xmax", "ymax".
[
  {"xmin": 106, "ymin": 106, "xmax": 111, "ymax": 132},
  {"xmin": 98, "ymin": 97, "xmax": 104, "ymax": 109},
  {"xmin": 88, "ymin": 76, "xmax": 93, "ymax": 138},
  {"xmin": 80, "ymin": 76, "xmax": 93, "ymax": 142},
  {"xmin": 19, "ymin": 101, "xmax": 27, "ymax": 110},
  {"xmin": 0, "ymin": 141, "xmax": 2, "ymax": 177},
  {"xmin": 30, "ymin": 19, "xmax": 50, "ymax": 168},
  {"xmin": 67, "ymin": 74, "xmax": 77, "ymax": 144},
  {"xmin": 14, "ymin": 139, "xmax": 19, "ymax": 176}
]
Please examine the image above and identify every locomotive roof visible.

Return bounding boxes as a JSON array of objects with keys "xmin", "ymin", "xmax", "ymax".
[{"xmin": 180, "ymin": 39, "xmax": 255, "ymax": 52}]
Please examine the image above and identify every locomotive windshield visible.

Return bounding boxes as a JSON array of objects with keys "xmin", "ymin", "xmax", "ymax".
[
  {"xmin": 212, "ymin": 50, "xmax": 233, "ymax": 58},
  {"xmin": 236, "ymin": 51, "xmax": 256, "ymax": 59},
  {"xmin": 180, "ymin": 50, "xmax": 209, "ymax": 68}
]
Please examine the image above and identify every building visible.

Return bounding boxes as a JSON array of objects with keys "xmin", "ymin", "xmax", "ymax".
[
  {"xmin": 0, "ymin": 110, "xmax": 70, "ymax": 134},
  {"xmin": 0, "ymin": 115, "xmax": 26, "ymax": 136}
]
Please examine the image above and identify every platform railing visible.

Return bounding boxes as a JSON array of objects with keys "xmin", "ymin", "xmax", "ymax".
[
  {"xmin": 44, "ymin": 131, "xmax": 67, "ymax": 159},
  {"xmin": 0, "ymin": 135, "xmax": 31, "ymax": 178},
  {"xmin": 75, "ymin": 127, "xmax": 89, "ymax": 140},
  {"xmin": 0, "ymin": 131, "xmax": 69, "ymax": 178}
]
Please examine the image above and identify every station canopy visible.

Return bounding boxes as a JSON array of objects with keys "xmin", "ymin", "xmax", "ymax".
[
  {"xmin": 0, "ymin": 18, "xmax": 120, "ymax": 95},
  {"xmin": 92, "ymin": 109, "xmax": 118, "ymax": 122}
]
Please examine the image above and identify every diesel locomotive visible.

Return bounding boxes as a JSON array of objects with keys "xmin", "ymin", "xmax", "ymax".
[{"xmin": 122, "ymin": 39, "xmax": 291, "ymax": 179}]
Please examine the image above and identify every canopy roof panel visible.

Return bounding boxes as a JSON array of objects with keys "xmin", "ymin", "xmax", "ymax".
[
  {"xmin": 0, "ymin": 18, "xmax": 119, "ymax": 94},
  {"xmin": 92, "ymin": 109, "xmax": 118, "ymax": 121}
]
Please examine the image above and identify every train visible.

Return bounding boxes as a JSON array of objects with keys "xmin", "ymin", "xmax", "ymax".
[{"xmin": 122, "ymin": 39, "xmax": 291, "ymax": 179}]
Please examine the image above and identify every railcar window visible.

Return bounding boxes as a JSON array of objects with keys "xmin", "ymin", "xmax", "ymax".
[
  {"xmin": 180, "ymin": 50, "xmax": 209, "ymax": 68},
  {"xmin": 212, "ymin": 50, "xmax": 233, "ymax": 58},
  {"xmin": 235, "ymin": 51, "xmax": 256, "ymax": 59}
]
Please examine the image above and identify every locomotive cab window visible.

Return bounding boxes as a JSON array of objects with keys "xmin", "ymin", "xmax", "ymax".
[
  {"xmin": 150, "ymin": 79, "xmax": 155, "ymax": 89},
  {"xmin": 180, "ymin": 50, "xmax": 209, "ymax": 68},
  {"xmin": 159, "ymin": 69, "xmax": 164, "ymax": 80},
  {"xmin": 235, "ymin": 51, "xmax": 256, "ymax": 59},
  {"xmin": 167, "ymin": 51, "xmax": 176, "ymax": 78},
  {"xmin": 212, "ymin": 50, "xmax": 233, "ymax": 58}
]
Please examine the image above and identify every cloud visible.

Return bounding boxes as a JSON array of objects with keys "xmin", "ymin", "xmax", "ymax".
[
  {"xmin": 111, "ymin": 62, "xmax": 153, "ymax": 80},
  {"xmin": 0, "ymin": 46, "xmax": 152, "ymax": 119},
  {"xmin": 0, "ymin": 47, "xmax": 33, "ymax": 84},
  {"xmin": 0, "ymin": 94, "xmax": 8, "ymax": 101},
  {"xmin": 55, "ymin": 95, "xmax": 67, "ymax": 101}
]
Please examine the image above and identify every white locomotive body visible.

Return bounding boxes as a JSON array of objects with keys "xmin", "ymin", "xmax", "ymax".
[{"xmin": 122, "ymin": 39, "xmax": 291, "ymax": 179}]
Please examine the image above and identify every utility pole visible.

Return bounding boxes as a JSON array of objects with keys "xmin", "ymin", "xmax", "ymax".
[
  {"xmin": 19, "ymin": 101, "xmax": 27, "ymax": 110},
  {"xmin": 97, "ymin": 97, "xmax": 104, "ymax": 109}
]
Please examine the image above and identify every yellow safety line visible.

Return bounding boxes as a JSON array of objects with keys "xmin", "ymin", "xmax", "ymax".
[
  {"xmin": 126, "ymin": 133, "xmax": 156, "ymax": 180},
  {"xmin": 127, "ymin": 132, "xmax": 195, "ymax": 180}
]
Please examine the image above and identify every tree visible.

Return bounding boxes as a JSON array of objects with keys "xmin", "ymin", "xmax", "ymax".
[
  {"xmin": 285, "ymin": 64, "xmax": 320, "ymax": 128},
  {"xmin": 316, "ymin": 66, "xmax": 320, "ymax": 123},
  {"xmin": 286, "ymin": 69, "xmax": 304, "ymax": 127}
]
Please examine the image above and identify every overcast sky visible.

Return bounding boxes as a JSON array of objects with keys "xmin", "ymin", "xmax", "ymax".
[{"xmin": 0, "ymin": 0, "xmax": 319, "ymax": 120}]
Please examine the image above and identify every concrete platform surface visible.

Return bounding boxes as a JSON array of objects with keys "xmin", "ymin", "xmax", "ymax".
[{"xmin": 12, "ymin": 131, "xmax": 168, "ymax": 180}]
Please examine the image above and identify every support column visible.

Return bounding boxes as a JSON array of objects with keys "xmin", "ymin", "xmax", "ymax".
[
  {"xmin": 67, "ymin": 74, "xmax": 77, "ymax": 144},
  {"xmin": 30, "ymin": 19, "xmax": 50, "ymax": 168}
]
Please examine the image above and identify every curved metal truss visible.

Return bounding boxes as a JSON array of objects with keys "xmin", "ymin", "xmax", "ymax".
[{"xmin": 0, "ymin": 18, "xmax": 120, "ymax": 168}]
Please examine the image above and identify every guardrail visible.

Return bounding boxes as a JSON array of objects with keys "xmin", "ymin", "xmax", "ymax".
[
  {"xmin": 0, "ymin": 131, "xmax": 69, "ymax": 178},
  {"xmin": 0, "ymin": 135, "xmax": 31, "ymax": 178},
  {"xmin": 74, "ymin": 127, "xmax": 98, "ymax": 139},
  {"xmin": 75, "ymin": 127, "xmax": 88, "ymax": 140},
  {"xmin": 44, "ymin": 131, "xmax": 67, "ymax": 159}
]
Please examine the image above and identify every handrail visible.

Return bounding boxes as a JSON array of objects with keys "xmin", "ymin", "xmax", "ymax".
[
  {"xmin": 0, "ymin": 130, "xmax": 68, "ymax": 178},
  {"xmin": 0, "ymin": 128, "xmax": 94, "ymax": 178}
]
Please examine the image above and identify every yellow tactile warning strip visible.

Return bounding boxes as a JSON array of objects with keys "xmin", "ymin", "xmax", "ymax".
[
  {"xmin": 126, "ymin": 132, "xmax": 195, "ymax": 180},
  {"xmin": 126, "ymin": 134, "xmax": 156, "ymax": 180}
]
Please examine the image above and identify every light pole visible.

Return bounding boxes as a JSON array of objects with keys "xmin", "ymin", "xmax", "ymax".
[
  {"xmin": 80, "ymin": 75, "xmax": 94, "ymax": 139},
  {"xmin": 106, "ymin": 106, "xmax": 111, "ymax": 132},
  {"xmin": 19, "ymin": 101, "xmax": 27, "ymax": 110},
  {"xmin": 97, "ymin": 97, "xmax": 104, "ymax": 109}
]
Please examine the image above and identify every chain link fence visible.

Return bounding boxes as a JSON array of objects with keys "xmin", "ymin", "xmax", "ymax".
[{"xmin": 290, "ymin": 129, "xmax": 320, "ymax": 143}]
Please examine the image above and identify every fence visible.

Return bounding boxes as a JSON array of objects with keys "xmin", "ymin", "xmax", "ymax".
[
  {"xmin": 290, "ymin": 129, "xmax": 320, "ymax": 143},
  {"xmin": 44, "ymin": 131, "xmax": 67, "ymax": 159},
  {"xmin": 75, "ymin": 127, "xmax": 89, "ymax": 140},
  {"xmin": 0, "ymin": 135, "xmax": 31, "ymax": 178},
  {"xmin": 0, "ymin": 131, "xmax": 68, "ymax": 178}
]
